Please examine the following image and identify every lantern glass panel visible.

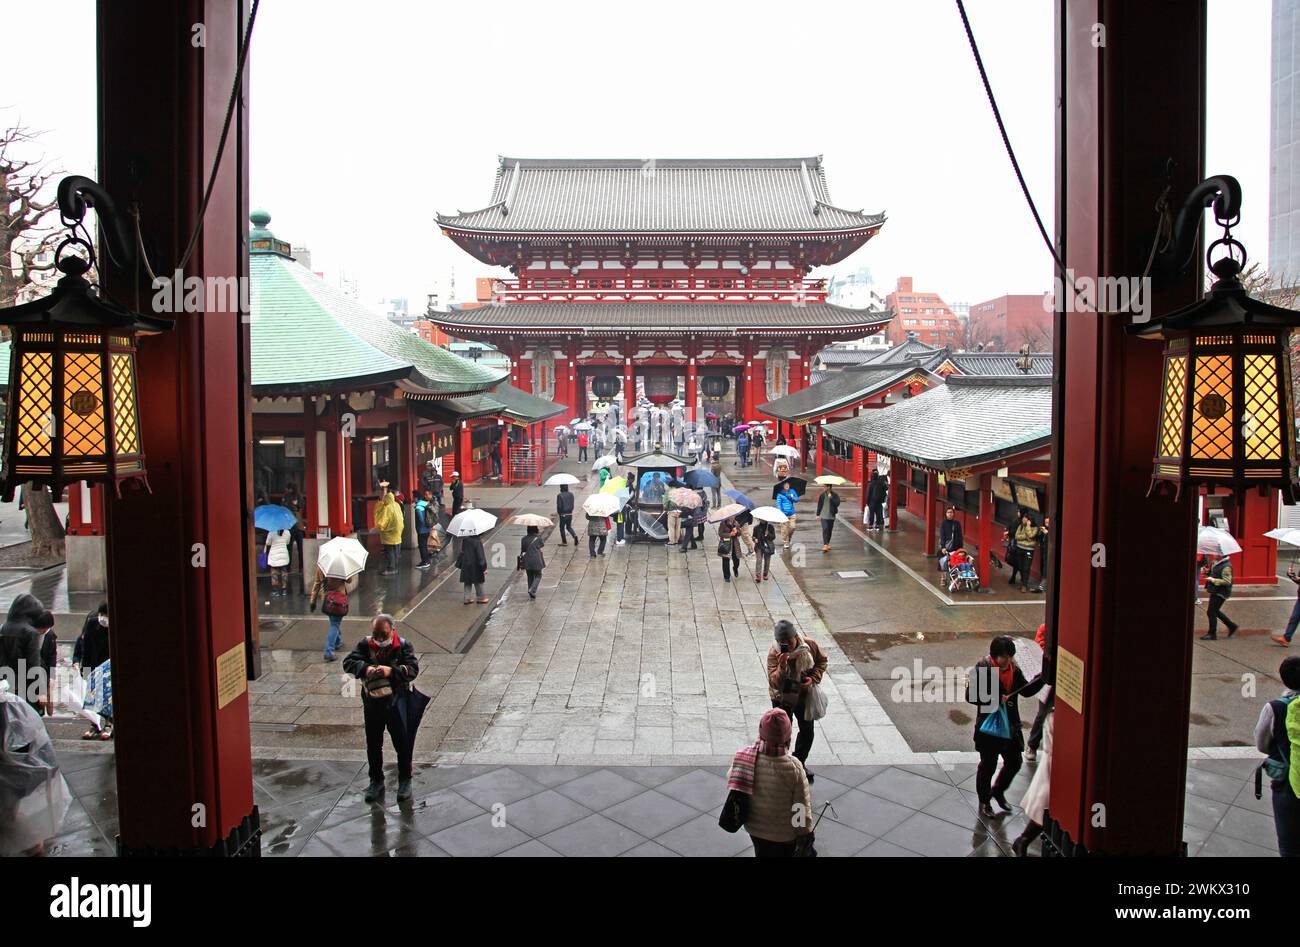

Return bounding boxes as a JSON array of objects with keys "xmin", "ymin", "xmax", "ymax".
[
  {"xmin": 110, "ymin": 351, "xmax": 141, "ymax": 457},
  {"xmin": 1190, "ymin": 353, "xmax": 1234, "ymax": 461},
  {"xmin": 62, "ymin": 350, "xmax": 106, "ymax": 457},
  {"xmin": 15, "ymin": 351, "xmax": 53, "ymax": 456},
  {"xmin": 1158, "ymin": 353, "xmax": 1187, "ymax": 459},
  {"xmin": 1243, "ymin": 353, "xmax": 1282, "ymax": 461}
]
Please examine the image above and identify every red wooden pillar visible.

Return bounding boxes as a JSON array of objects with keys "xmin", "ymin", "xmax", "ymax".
[
  {"xmin": 887, "ymin": 457, "xmax": 902, "ymax": 532},
  {"xmin": 457, "ymin": 420, "xmax": 472, "ymax": 480},
  {"xmin": 859, "ymin": 449, "xmax": 869, "ymax": 511},
  {"xmin": 98, "ymin": 0, "xmax": 256, "ymax": 854},
  {"xmin": 1047, "ymin": 0, "xmax": 1204, "ymax": 855},
  {"xmin": 978, "ymin": 473, "xmax": 994, "ymax": 590},
  {"xmin": 67, "ymin": 481, "xmax": 105, "ymax": 536},
  {"xmin": 499, "ymin": 420, "xmax": 510, "ymax": 482},
  {"xmin": 323, "ymin": 399, "xmax": 352, "ymax": 537},
  {"xmin": 815, "ymin": 423, "xmax": 824, "ymax": 477},
  {"xmin": 923, "ymin": 471, "xmax": 939, "ymax": 555}
]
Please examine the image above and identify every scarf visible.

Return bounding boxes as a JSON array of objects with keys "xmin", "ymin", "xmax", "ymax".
[
  {"xmin": 998, "ymin": 660, "xmax": 1015, "ymax": 695},
  {"xmin": 727, "ymin": 743, "xmax": 758, "ymax": 794}
]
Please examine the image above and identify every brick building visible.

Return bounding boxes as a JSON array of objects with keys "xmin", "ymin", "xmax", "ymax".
[{"xmin": 883, "ymin": 276, "xmax": 962, "ymax": 346}]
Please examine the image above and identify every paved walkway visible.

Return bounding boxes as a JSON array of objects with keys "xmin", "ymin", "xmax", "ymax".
[{"xmin": 45, "ymin": 747, "xmax": 1280, "ymax": 856}]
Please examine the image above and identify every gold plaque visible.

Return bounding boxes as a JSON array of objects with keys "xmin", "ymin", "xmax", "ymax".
[
  {"xmin": 215, "ymin": 642, "xmax": 247, "ymax": 710},
  {"xmin": 1055, "ymin": 645, "xmax": 1085, "ymax": 714}
]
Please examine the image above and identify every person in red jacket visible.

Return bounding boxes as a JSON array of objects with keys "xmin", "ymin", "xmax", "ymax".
[{"xmin": 577, "ymin": 430, "xmax": 589, "ymax": 462}]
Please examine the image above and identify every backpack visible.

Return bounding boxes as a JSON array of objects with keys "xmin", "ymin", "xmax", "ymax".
[
  {"xmin": 1256, "ymin": 694, "xmax": 1297, "ymax": 799},
  {"xmin": 322, "ymin": 589, "xmax": 349, "ymax": 616}
]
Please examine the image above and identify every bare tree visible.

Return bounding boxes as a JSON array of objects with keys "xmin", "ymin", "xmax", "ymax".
[
  {"xmin": 1, "ymin": 122, "xmax": 64, "ymax": 558},
  {"xmin": 1015, "ymin": 321, "xmax": 1053, "ymax": 353},
  {"xmin": 0, "ymin": 123, "xmax": 60, "ymax": 308},
  {"xmin": 959, "ymin": 310, "xmax": 1000, "ymax": 352}
]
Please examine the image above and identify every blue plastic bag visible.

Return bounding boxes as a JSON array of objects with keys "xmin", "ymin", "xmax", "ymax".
[{"xmin": 978, "ymin": 704, "xmax": 1011, "ymax": 740}]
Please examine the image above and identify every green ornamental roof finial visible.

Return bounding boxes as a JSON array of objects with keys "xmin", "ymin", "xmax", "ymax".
[
  {"xmin": 249, "ymin": 209, "xmax": 291, "ymax": 257},
  {"xmin": 250, "ymin": 208, "xmax": 271, "ymax": 228}
]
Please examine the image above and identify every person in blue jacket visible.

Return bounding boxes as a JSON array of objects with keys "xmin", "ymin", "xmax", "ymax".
[
  {"xmin": 736, "ymin": 430, "xmax": 751, "ymax": 467},
  {"xmin": 775, "ymin": 483, "xmax": 800, "ymax": 548}
]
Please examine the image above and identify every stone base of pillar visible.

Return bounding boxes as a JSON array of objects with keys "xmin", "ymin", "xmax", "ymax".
[
  {"xmin": 118, "ymin": 807, "xmax": 261, "ymax": 857},
  {"xmin": 66, "ymin": 534, "xmax": 107, "ymax": 593}
]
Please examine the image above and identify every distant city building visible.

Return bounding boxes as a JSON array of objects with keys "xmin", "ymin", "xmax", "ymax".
[
  {"xmin": 883, "ymin": 276, "xmax": 962, "ymax": 347},
  {"xmin": 383, "ymin": 297, "xmax": 413, "ymax": 328},
  {"xmin": 291, "ymin": 245, "xmax": 312, "ymax": 271},
  {"xmin": 967, "ymin": 293, "xmax": 1053, "ymax": 352},
  {"xmin": 1272, "ymin": 0, "xmax": 1300, "ymax": 282}
]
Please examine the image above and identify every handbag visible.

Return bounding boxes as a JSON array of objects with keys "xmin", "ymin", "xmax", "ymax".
[
  {"xmin": 803, "ymin": 682, "xmax": 830, "ymax": 721},
  {"xmin": 978, "ymin": 704, "xmax": 1012, "ymax": 740},
  {"xmin": 257, "ymin": 550, "xmax": 269, "ymax": 570},
  {"xmin": 718, "ymin": 788, "xmax": 750, "ymax": 833},
  {"xmin": 363, "ymin": 674, "xmax": 393, "ymax": 700},
  {"xmin": 717, "ymin": 537, "xmax": 734, "ymax": 557},
  {"xmin": 517, "ymin": 535, "xmax": 537, "ymax": 571}
]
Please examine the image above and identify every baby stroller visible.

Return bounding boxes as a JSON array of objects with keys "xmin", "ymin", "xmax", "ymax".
[{"xmin": 947, "ymin": 549, "xmax": 980, "ymax": 592}]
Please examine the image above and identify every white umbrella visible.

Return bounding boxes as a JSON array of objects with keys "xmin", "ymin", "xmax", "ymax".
[
  {"xmin": 1012, "ymin": 637, "xmax": 1044, "ymax": 682},
  {"xmin": 707, "ymin": 502, "xmax": 747, "ymax": 523},
  {"xmin": 582, "ymin": 493, "xmax": 620, "ymax": 517},
  {"xmin": 1265, "ymin": 527, "xmax": 1300, "ymax": 547},
  {"xmin": 768, "ymin": 445, "xmax": 799, "ymax": 458},
  {"xmin": 544, "ymin": 473, "xmax": 580, "ymax": 486},
  {"xmin": 750, "ymin": 506, "xmax": 789, "ymax": 524},
  {"xmin": 315, "ymin": 536, "xmax": 369, "ymax": 580},
  {"xmin": 511, "ymin": 513, "xmax": 552, "ymax": 528},
  {"xmin": 573, "ymin": 421, "xmax": 594, "ymax": 432},
  {"xmin": 570, "ymin": 417, "xmax": 583, "ymax": 424},
  {"xmin": 814, "ymin": 474, "xmax": 847, "ymax": 486},
  {"xmin": 591, "ymin": 454, "xmax": 618, "ymax": 471},
  {"xmin": 1197, "ymin": 525, "xmax": 1242, "ymax": 557},
  {"xmin": 447, "ymin": 508, "xmax": 498, "ymax": 537}
]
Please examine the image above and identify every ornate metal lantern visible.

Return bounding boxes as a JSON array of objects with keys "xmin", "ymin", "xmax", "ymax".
[
  {"xmin": 590, "ymin": 375, "xmax": 621, "ymax": 399},
  {"xmin": 1131, "ymin": 175, "xmax": 1300, "ymax": 502},
  {"xmin": 0, "ymin": 176, "xmax": 172, "ymax": 500}
]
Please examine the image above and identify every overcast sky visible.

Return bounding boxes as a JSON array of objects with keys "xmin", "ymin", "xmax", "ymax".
[{"xmin": 3, "ymin": 0, "xmax": 1272, "ymax": 312}]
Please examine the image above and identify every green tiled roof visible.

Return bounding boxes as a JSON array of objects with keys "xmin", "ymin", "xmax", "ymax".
[
  {"xmin": 250, "ymin": 249, "xmax": 506, "ymax": 396},
  {"xmin": 0, "ymin": 339, "xmax": 9, "ymax": 391},
  {"xmin": 410, "ymin": 382, "xmax": 567, "ymax": 425}
]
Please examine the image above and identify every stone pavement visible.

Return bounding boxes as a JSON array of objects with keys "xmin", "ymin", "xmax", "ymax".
[{"xmin": 45, "ymin": 747, "xmax": 1280, "ymax": 856}]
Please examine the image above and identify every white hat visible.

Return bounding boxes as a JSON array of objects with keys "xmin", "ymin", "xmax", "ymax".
[{"xmin": 451, "ymin": 470, "xmax": 460, "ymax": 477}]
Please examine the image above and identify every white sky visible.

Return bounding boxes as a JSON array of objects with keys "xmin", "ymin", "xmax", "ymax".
[{"xmin": 1, "ymin": 0, "xmax": 1272, "ymax": 312}]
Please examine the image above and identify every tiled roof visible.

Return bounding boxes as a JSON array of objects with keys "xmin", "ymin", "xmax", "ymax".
[
  {"xmin": 0, "ymin": 340, "xmax": 9, "ymax": 391},
  {"xmin": 250, "ymin": 251, "xmax": 507, "ymax": 396},
  {"xmin": 430, "ymin": 302, "xmax": 894, "ymax": 333},
  {"xmin": 759, "ymin": 364, "xmax": 935, "ymax": 423},
  {"xmin": 813, "ymin": 346, "xmax": 889, "ymax": 367},
  {"xmin": 437, "ymin": 157, "xmax": 885, "ymax": 235},
  {"xmin": 822, "ymin": 375, "xmax": 1052, "ymax": 470},
  {"xmin": 948, "ymin": 351, "xmax": 1054, "ymax": 376},
  {"xmin": 410, "ymin": 383, "xmax": 567, "ymax": 425}
]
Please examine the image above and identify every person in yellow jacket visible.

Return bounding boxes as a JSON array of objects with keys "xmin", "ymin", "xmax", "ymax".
[{"xmin": 374, "ymin": 484, "xmax": 404, "ymax": 577}]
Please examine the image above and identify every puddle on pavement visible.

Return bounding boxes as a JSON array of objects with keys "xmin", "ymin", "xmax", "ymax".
[{"xmin": 835, "ymin": 630, "xmax": 985, "ymax": 663}]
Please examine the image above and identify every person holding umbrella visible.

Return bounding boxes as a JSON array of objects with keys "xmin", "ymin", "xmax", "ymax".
[
  {"xmin": 264, "ymin": 526, "xmax": 292, "ymax": 595},
  {"xmin": 519, "ymin": 524, "xmax": 546, "ymax": 599},
  {"xmin": 736, "ymin": 428, "xmax": 751, "ymax": 467},
  {"xmin": 1201, "ymin": 550, "xmax": 1239, "ymax": 641},
  {"xmin": 456, "ymin": 527, "xmax": 489, "ymax": 604},
  {"xmin": 343, "ymin": 613, "xmax": 420, "ymax": 803},
  {"xmin": 775, "ymin": 480, "xmax": 801, "ymax": 548},
  {"xmin": 310, "ymin": 536, "xmax": 368, "ymax": 662},
  {"xmin": 753, "ymin": 517, "xmax": 777, "ymax": 582},
  {"xmin": 717, "ymin": 516, "xmax": 741, "ymax": 582},
  {"xmin": 587, "ymin": 510, "xmax": 610, "ymax": 558},
  {"xmin": 815, "ymin": 480, "xmax": 841, "ymax": 552}
]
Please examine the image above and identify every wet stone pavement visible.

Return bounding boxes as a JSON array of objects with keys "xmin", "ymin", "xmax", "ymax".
[{"xmin": 49, "ymin": 747, "xmax": 1279, "ymax": 856}]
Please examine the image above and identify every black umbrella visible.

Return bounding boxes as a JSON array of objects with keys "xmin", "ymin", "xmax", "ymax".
[
  {"xmin": 772, "ymin": 476, "xmax": 808, "ymax": 499},
  {"xmin": 397, "ymin": 686, "xmax": 431, "ymax": 759}
]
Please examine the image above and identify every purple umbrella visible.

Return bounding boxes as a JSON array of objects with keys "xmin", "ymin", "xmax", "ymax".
[{"xmin": 733, "ymin": 424, "xmax": 752, "ymax": 433}]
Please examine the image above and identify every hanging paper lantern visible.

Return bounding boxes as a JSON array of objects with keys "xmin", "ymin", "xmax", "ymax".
[
  {"xmin": 643, "ymin": 374, "xmax": 677, "ymax": 404},
  {"xmin": 701, "ymin": 375, "xmax": 730, "ymax": 398},
  {"xmin": 590, "ymin": 375, "xmax": 621, "ymax": 399}
]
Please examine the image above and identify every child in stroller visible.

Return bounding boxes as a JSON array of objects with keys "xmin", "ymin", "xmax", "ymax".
[{"xmin": 946, "ymin": 547, "xmax": 979, "ymax": 592}]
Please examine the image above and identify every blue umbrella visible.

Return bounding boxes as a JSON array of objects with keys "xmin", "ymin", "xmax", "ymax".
[
  {"xmin": 254, "ymin": 504, "xmax": 298, "ymax": 531},
  {"xmin": 723, "ymin": 489, "xmax": 755, "ymax": 510},
  {"xmin": 683, "ymin": 468, "xmax": 720, "ymax": 489}
]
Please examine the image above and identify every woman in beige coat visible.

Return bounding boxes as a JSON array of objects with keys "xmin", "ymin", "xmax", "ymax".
[
  {"xmin": 1012, "ymin": 695, "xmax": 1053, "ymax": 857},
  {"xmin": 743, "ymin": 708, "xmax": 813, "ymax": 857}
]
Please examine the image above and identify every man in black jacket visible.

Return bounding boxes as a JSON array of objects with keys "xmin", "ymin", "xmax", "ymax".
[
  {"xmin": 556, "ymin": 484, "xmax": 579, "ymax": 545},
  {"xmin": 0, "ymin": 593, "xmax": 45, "ymax": 709},
  {"xmin": 938, "ymin": 507, "xmax": 964, "ymax": 573},
  {"xmin": 449, "ymin": 471, "xmax": 465, "ymax": 518},
  {"xmin": 816, "ymin": 484, "xmax": 840, "ymax": 551},
  {"xmin": 343, "ymin": 614, "xmax": 420, "ymax": 802},
  {"xmin": 73, "ymin": 602, "xmax": 110, "ymax": 672},
  {"xmin": 864, "ymin": 471, "xmax": 886, "ymax": 530},
  {"xmin": 1201, "ymin": 554, "xmax": 1239, "ymax": 641}
]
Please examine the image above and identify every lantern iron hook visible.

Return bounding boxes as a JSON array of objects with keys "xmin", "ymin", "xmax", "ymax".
[
  {"xmin": 1151, "ymin": 173, "xmax": 1242, "ymax": 285},
  {"xmin": 54, "ymin": 175, "xmax": 135, "ymax": 272}
]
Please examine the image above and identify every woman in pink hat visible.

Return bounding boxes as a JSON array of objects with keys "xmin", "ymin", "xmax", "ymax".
[{"xmin": 726, "ymin": 707, "xmax": 813, "ymax": 857}]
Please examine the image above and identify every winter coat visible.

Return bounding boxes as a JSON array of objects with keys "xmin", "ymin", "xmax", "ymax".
[
  {"xmin": 1020, "ymin": 708, "xmax": 1053, "ymax": 823},
  {"xmin": 308, "ymin": 569, "xmax": 348, "ymax": 609},
  {"xmin": 556, "ymin": 489, "xmax": 575, "ymax": 515},
  {"xmin": 520, "ymin": 534, "xmax": 546, "ymax": 571},
  {"xmin": 341, "ymin": 634, "xmax": 419, "ymax": 702},
  {"xmin": 586, "ymin": 514, "xmax": 610, "ymax": 537},
  {"xmin": 450, "ymin": 479, "xmax": 464, "ymax": 508},
  {"xmin": 866, "ymin": 475, "xmax": 886, "ymax": 506},
  {"xmin": 1206, "ymin": 557, "xmax": 1234, "ymax": 599},
  {"xmin": 940, "ymin": 518, "xmax": 964, "ymax": 552},
  {"xmin": 775, "ymin": 488, "xmax": 799, "ymax": 516},
  {"xmin": 753, "ymin": 522, "xmax": 777, "ymax": 554},
  {"xmin": 374, "ymin": 494, "xmax": 404, "ymax": 545},
  {"xmin": 744, "ymin": 752, "xmax": 813, "ymax": 844},
  {"xmin": 264, "ymin": 529, "xmax": 292, "ymax": 567},
  {"xmin": 0, "ymin": 594, "xmax": 43, "ymax": 697},
  {"xmin": 965, "ymin": 657, "xmax": 1044, "ymax": 752},
  {"xmin": 414, "ymin": 499, "xmax": 434, "ymax": 535},
  {"xmin": 816, "ymin": 490, "xmax": 840, "ymax": 519},
  {"xmin": 765, "ymin": 634, "xmax": 828, "ymax": 701},
  {"xmin": 717, "ymin": 521, "xmax": 739, "ymax": 556},
  {"xmin": 74, "ymin": 612, "xmax": 110, "ymax": 671},
  {"xmin": 456, "ymin": 535, "xmax": 488, "ymax": 585}
]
